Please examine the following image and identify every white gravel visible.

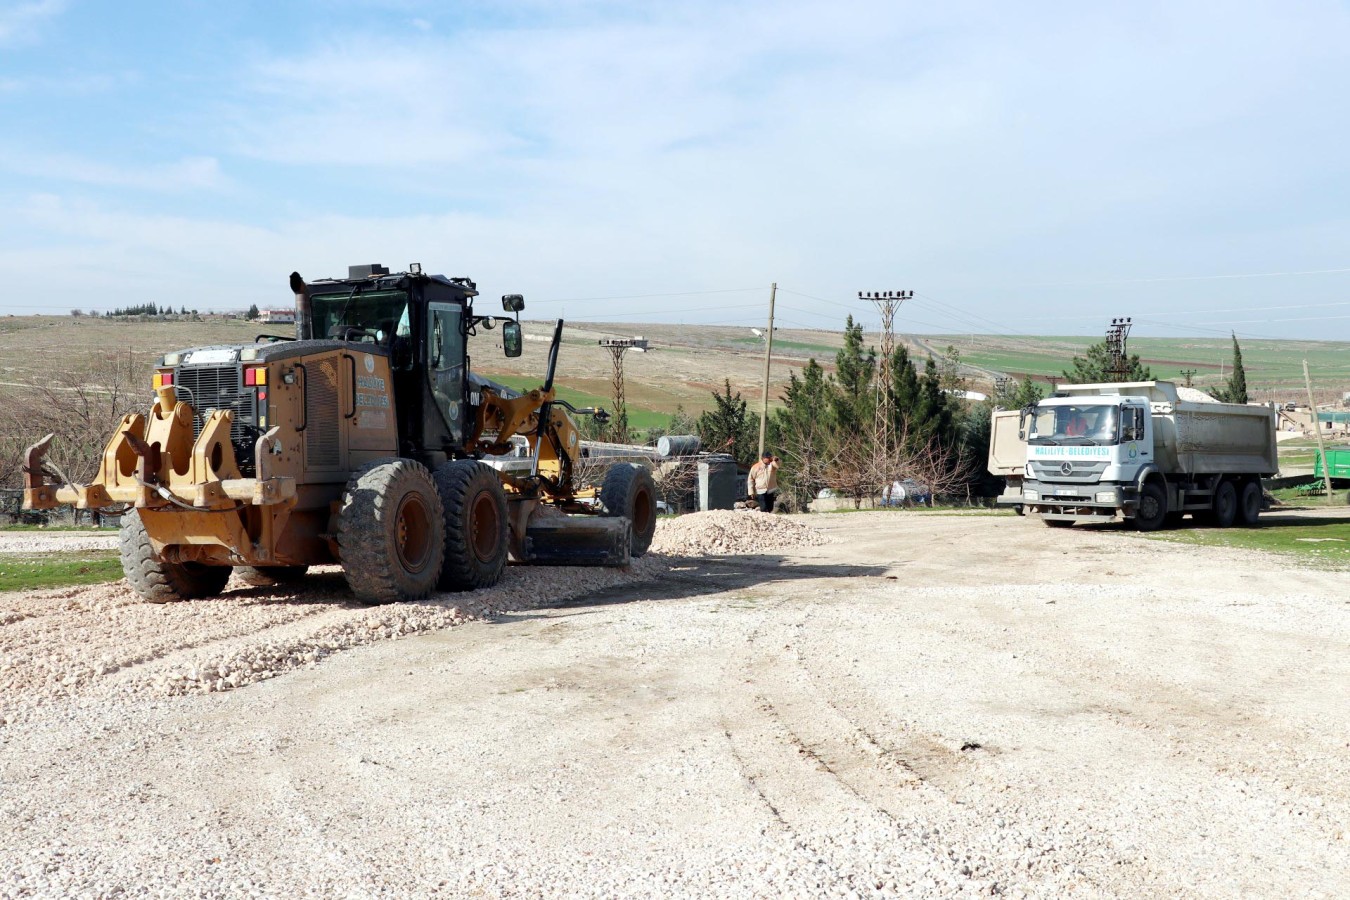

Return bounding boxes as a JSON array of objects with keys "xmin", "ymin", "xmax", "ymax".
[
  {"xmin": 0, "ymin": 531, "xmax": 119, "ymax": 554},
  {"xmin": 2, "ymin": 510, "xmax": 1347, "ymax": 897}
]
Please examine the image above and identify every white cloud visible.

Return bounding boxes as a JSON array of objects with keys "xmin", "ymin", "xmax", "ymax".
[{"xmin": 0, "ymin": 0, "xmax": 65, "ymax": 46}]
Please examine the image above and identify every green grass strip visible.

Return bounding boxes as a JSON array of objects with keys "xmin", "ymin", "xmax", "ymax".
[
  {"xmin": 1147, "ymin": 521, "xmax": 1350, "ymax": 567},
  {"xmin": 0, "ymin": 551, "xmax": 123, "ymax": 592}
]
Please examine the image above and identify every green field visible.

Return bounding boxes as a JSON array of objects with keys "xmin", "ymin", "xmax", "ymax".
[
  {"xmin": 486, "ymin": 375, "xmax": 672, "ymax": 431},
  {"xmin": 948, "ymin": 334, "xmax": 1350, "ymax": 397},
  {"xmin": 0, "ymin": 550, "xmax": 122, "ymax": 592},
  {"xmin": 729, "ymin": 336, "xmax": 838, "ymax": 356}
]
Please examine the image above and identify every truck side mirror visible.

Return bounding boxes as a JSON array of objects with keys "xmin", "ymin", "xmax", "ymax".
[
  {"xmin": 502, "ymin": 320, "xmax": 522, "ymax": 358},
  {"xmin": 502, "ymin": 294, "xmax": 525, "ymax": 313}
]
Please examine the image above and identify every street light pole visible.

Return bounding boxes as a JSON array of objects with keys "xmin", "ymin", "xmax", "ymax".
[{"xmin": 757, "ymin": 282, "xmax": 777, "ymax": 459}]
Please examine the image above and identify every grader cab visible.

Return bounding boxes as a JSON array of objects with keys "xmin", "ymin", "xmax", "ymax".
[{"xmin": 24, "ymin": 264, "xmax": 657, "ymax": 604}]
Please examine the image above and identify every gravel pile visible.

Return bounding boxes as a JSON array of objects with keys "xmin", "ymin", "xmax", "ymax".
[{"xmin": 650, "ymin": 509, "xmax": 830, "ymax": 557}]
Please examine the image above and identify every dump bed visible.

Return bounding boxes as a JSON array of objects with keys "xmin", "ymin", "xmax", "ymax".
[{"xmin": 1058, "ymin": 381, "xmax": 1278, "ymax": 476}]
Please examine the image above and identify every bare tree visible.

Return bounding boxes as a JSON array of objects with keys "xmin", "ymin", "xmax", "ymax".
[{"xmin": 0, "ymin": 351, "xmax": 152, "ymax": 490}]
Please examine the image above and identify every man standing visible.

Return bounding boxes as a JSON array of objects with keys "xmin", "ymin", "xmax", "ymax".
[{"xmin": 748, "ymin": 451, "xmax": 779, "ymax": 513}]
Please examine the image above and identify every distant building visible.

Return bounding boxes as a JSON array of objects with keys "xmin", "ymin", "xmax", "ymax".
[{"xmin": 258, "ymin": 309, "xmax": 295, "ymax": 324}]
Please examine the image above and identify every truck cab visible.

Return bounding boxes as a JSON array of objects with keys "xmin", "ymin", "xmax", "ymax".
[{"xmin": 1022, "ymin": 395, "xmax": 1152, "ymax": 522}]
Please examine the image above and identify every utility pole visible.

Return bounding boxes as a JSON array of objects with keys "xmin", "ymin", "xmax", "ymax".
[
  {"xmin": 1105, "ymin": 317, "xmax": 1133, "ymax": 381},
  {"xmin": 757, "ymin": 283, "xmax": 777, "ymax": 459},
  {"xmin": 599, "ymin": 337, "xmax": 649, "ymax": 444},
  {"xmin": 859, "ymin": 290, "xmax": 911, "ymax": 458},
  {"xmin": 1180, "ymin": 368, "xmax": 1197, "ymax": 388},
  {"xmin": 1304, "ymin": 359, "xmax": 1334, "ymax": 504}
]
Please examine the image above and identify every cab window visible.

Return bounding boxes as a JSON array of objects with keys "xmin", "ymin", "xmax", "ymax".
[{"xmin": 427, "ymin": 304, "xmax": 465, "ymax": 431}]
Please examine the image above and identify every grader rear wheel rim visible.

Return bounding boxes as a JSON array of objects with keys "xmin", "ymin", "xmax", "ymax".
[
  {"xmin": 394, "ymin": 492, "xmax": 435, "ymax": 574},
  {"xmin": 469, "ymin": 491, "xmax": 502, "ymax": 563},
  {"xmin": 632, "ymin": 489, "xmax": 654, "ymax": 538}
]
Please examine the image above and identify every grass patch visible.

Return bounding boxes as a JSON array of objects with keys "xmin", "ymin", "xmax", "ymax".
[
  {"xmin": 1147, "ymin": 521, "xmax": 1350, "ymax": 567},
  {"xmin": 486, "ymin": 375, "xmax": 670, "ymax": 431},
  {"xmin": 0, "ymin": 550, "xmax": 123, "ymax": 592},
  {"xmin": 729, "ymin": 336, "xmax": 837, "ymax": 356}
]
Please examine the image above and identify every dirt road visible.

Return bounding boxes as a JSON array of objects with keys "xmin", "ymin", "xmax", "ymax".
[{"xmin": 2, "ymin": 512, "xmax": 1348, "ymax": 897}]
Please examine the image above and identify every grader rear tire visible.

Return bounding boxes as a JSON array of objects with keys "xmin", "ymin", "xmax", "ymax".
[
  {"xmin": 235, "ymin": 566, "xmax": 309, "ymax": 588},
  {"xmin": 119, "ymin": 509, "xmax": 231, "ymax": 603},
  {"xmin": 434, "ymin": 460, "xmax": 509, "ymax": 591},
  {"xmin": 337, "ymin": 459, "xmax": 445, "ymax": 604},
  {"xmin": 600, "ymin": 463, "xmax": 657, "ymax": 557}
]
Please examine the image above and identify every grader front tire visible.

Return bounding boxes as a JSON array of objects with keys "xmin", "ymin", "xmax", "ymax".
[
  {"xmin": 337, "ymin": 460, "xmax": 445, "ymax": 604},
  {"xmin": 119, "ymin": 509, "xmax": 231, "ymax": 603},
  {"xmin": 434, "ymin": 460, "xmax": 509, "ymax": 591}
]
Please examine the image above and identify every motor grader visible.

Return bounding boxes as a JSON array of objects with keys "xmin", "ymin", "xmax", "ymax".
[{"xmin": 23, "ymin": 264, "xmax": 657, "ymax": 604}]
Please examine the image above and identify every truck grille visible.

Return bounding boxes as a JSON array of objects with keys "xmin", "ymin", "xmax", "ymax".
[{"xmin": 175, "ymin": 364, "xmax": 257, "ymax": 475}]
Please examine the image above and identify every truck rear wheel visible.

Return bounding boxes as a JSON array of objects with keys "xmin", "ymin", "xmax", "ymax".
[
  {"xmin": 337, "ymin": 460, "xmax": 445, "ymax": 604},
  {"xmin": 434, "ymin": 460, "xmax": 509, "ymax": 591},
  {"xmin": 601, "ymin": 463, "xmax": 657, "ymax": 557},
  {"xmin": 1211, "ymin": 481, "xmax": 1237, "ymax": 528},
  {"xmin": 235, "ymin": 566, "xmax": 309, "ymax": 588},
  {"xmin": 1236, "ymin": 480, "xmax": 1262, "ymax": 526},
  {"xmin": 120, "ymin": 510, "xmax": 231, "ymax": 603},
  {"xmin": 1134, "ymin": 482, "xmax": 1168, "ymax": 532}
]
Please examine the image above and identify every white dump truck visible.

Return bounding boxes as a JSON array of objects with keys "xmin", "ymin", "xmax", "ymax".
[{"xmin": 989, "ymin": 381, "xmax": 1277, "ymax": 530}]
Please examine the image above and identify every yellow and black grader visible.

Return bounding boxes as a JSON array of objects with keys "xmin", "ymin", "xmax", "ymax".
[{"xmin": 23, "ymin": 264, "xmax": 656, "ymax": 603}]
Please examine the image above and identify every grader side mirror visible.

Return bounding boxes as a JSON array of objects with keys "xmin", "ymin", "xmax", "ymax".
[
  {"xmin": 502, "ymin": 320, "xmax": 523, "ymax": 358},
  {"xmin": 502, "ymin": 294, "xmax": 525, "ymax": 313}
]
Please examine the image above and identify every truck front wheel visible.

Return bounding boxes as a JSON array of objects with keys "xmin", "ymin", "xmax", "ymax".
[{"xmin": 1134, "ymin": 482, "xmax": 1168, "ymax": 532}]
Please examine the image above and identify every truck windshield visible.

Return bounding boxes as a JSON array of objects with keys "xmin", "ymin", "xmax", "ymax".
[
  {"xmin": 310, "ymin": 289, "xmax": 411, "ymax": 346},
  {"xmin": 1028, "ymin": 404, "xmax": 1119, "ymax": 445}
]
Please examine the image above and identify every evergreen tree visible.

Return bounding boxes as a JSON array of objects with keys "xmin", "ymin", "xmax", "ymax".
[
  {"xmin": 829, "ymin": 315, "xmax": 876, "ymax": 435},
  {"xmin": 1062, "ymin": 341, "xmax": 1151, "ymax": 383},
  {"xmin": 696, "ymin": 379, "xmax": 756, "ymax": 466},
  {"xmin": 911, "ymin": 357, "xmax": 956, "ymax": 447},
  {"xmin": 1215, "ymin": 333, "xmax": 1248, "ymax": 404},
  {"xmin": 768, "ymin": 360, "xmax": 836, "ymax": 509},
  {"xmin": 245, "ymin": 304, "xmax": 260, "ymax": 321}
]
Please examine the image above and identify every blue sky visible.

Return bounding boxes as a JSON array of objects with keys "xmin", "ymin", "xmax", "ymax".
[{"xmin": 1, "ymin": 0, "xmax": 1348, "ymax": 340}]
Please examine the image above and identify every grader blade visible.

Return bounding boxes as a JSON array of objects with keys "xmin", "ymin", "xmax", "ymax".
[{"xmin": 518, "ymin": 516, "xmax": 630, "ymax": 567}]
